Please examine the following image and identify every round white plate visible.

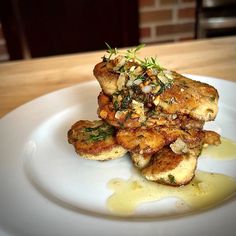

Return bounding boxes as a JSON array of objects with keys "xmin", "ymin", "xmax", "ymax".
[{"xmin": 0, "ymin": 75, "xmax": 236, "ymax": 236}]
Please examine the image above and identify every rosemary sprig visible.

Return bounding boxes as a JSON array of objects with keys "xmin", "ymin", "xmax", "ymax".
[
  {"xmin": 125, "ymin": 43, "xmax": 145, "ymax": 61},
  {"xmin": 140, "ymin": 57, "xmax": 162, "ymax": 70},
  {"xmin": 105, "ymin": 42, "xmax": 118, "ymax": 60},
  {"xmin": 104, "ymin": 43, "xmax": 164, "ymax": 73}
]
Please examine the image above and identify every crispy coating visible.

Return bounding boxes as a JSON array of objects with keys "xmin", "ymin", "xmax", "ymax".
[
  {"xmin": 116, "ymin": 127, "xmax": 165, "ymax": 155},
  {"xmin": 74, "ymin": 50, "xmax": 221, "ymax": 186},
  {"xmin": 158, "ymin": 73, "xmax": 219, "ymax": 121},
  {"xmin": 132, "ymin": 130, "xmax": 220, "ymax": 186},
  {"xmin": 67, "ymin": 120, "xmax": 127, "ymax": 161},
  {"xmin": 203, "ymin": 130, "xmax": 221, "ymax": 146},
  {"xmin": 141, "ymin": 147, "xmax": 198, "ymax": 186},
  {"xmin": 130, "ymin": 129, "xmax": 220, "ymax": 171},
  {"xmin": 160, "ymin": 127, "xmax": 205, "ymax": 149},
  {"xmin": 129, "ymin": 152, "xmax": 152, "ymax": 169},
  {"xmin": 97, "ymin": 92, "xmax": 205, "ymax": 129},
  {"xmin": 94, "ymin": 58, "xmax": 219, "ymax": 122},
  {"xmin": 116, "ymin": 126, "xmax": 206, "ymax": 155},
  {"xmin": 93, "ymin": 62, "xmax": 119, "ymax": 95}
]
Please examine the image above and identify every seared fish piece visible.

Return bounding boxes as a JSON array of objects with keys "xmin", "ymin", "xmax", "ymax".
[
  {"xmin": 97, "ymin": 92, "xmax": 205, "ymax": 129},
  {"xmin": 116, "ymin": 127, "xmax": 166, "ymax": 155},
  {"xmin": 141, "ymin": 147, "xmax": 198, "ymax": 186},
  {"xmin": 130, "ymin": 129, "xmax": 220, "ymax": 170},
  {"xmin": 130, "ymin": 152, "xmax": 152, "ymax": 169},
  {"xmin": 94, "ymin": 57, "xmax": 219, "ymax": 122},
  {"xmin": 116, "ymin": 126, "xmax": 207, "ymax": 156},
  {"xmin": 203, "ymin": 130, "xmax": 221, "ymax": 146},
  {"xmin": 68, "ymin": 120, "xmax": 127, "ymax": 161},
  {"xmin": 93, "ymin": 61, "xmax": 119, "ymax": 96},
  {"xmin": 157, "ymin": 73, "xmax": 219, "ymax": 121}
]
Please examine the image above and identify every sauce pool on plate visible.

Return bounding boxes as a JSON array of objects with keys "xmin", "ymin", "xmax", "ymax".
[
  {"xmin": 106, "ymin": 137, "xmax": 236, "ymax": 216},
  {"xmin": 202, "ymin": 137, "xmax": 236, "ymax": 160}
]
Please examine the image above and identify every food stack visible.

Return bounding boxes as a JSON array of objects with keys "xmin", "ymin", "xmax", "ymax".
[{"xmin": 68, "ymin": 44, "xmax": 220, "ymax": 186}]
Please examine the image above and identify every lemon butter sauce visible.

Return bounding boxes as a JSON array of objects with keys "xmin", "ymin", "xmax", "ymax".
[
  {"xmin": 106, "ymin": 137, "xmax": 236, "ymax": 216},
  {"xmin": 202, "ymin": 137, "xmax": 236, "ymax": 160}
]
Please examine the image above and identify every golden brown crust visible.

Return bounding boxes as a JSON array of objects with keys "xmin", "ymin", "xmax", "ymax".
[
  {"xmin": 160, "ymin": 127, "xmax": 205, "ymax": 149},
  {"xmin": 68, "ymin": 49, "xmax": 221, "ymax": 186},
  {"xmin": 93, "ymin": 62, "xmax": 119, "ymax": 95},
  {"xmin": 129, "ymin": 152, "xmax": 153, "ymax": 169},
  {"xmin": 203, "ymin": 130, "xmax": 221, "ymax": 146},
  {"xmin": 141, "ymin": 147, "xmax": 198, "ymax": 186},
  {"xmin": 158, "ymin": 73, "xmax": 219, "ymax": 121},
  {"xmin": 67, "ymin": 120, "xmax": 127, "ymax": 160},
  {"xmin": 97, "ymin": 92, "xmax": 205, "ymax": 129},
  {"xmin": 116, "ymin": 127, "xmax": 165, "ymax": 155},
  {"xmin": 94, "ymin": 58, "xmax": 219, "ymax": 122}
]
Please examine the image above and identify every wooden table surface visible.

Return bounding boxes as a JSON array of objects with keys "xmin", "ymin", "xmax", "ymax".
[{"xmin": 0, "ymin": 36, "xmax": 236, "ymax": 118}]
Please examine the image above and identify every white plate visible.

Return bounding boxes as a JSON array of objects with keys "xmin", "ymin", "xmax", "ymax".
[{"xmin": 0, "ymin": 75, "xmax": 236, "ymax": 236}]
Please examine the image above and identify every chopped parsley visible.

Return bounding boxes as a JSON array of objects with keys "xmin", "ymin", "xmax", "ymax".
[
  {"xmin": 121, "ymin": 95, "xmax": 131, "ymax": 109},
  {"xmin": 168, "ymin": 174, "xmax": 176, "ymax": 184},
  {"xmin": 84, "ymin": 123, "xmax": 115, "ymax": 142}
]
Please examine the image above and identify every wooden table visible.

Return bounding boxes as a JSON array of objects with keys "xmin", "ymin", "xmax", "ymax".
[{"xmin": 0, "ymin": 36, "xmax": 236, "ymax": 118}]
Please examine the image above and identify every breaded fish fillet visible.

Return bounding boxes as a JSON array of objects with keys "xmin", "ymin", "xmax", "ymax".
[
  {"xmin": 157, "ymin": 72, "xmax": 219, "ymax": 121},
  {"xmin": 68, "ymin": 120, "xmax": 127, "ymax": 161},
  {"xmin": 116, "ymin": 126, "xmax": 211, "ymax": 155},
  {"xmin": 94, "ymin": 59, "xmax": 219, "ymax": 122},
  {"xmin": 93, "ymin": 61, "xmax": 119, "ymax": 96},
  {"xmin": 131, "ymin": 130, "xmax": 220, "ymax": 186},
  {"xmin": 141, "ymin": 147, "xmax": 198, "ymax": 186},
  {"xmin": 116, "ymin": 127, "xmax": 165, "ymax": 155},
  {"xmin": 97, "ymin": 92, "xmax": 205, "ymax": 129},
  {"xmin": 130, "ymin": 152, "xmax": 152, "ymax": 169}
]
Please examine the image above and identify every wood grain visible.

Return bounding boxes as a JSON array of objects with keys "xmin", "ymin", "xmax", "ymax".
[{"xmin": 0, "ymin": 36, "xmax": 236, "ymax": 118}]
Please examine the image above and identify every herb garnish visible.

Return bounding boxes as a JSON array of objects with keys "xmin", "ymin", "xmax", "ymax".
[
  {"xmin": 125, "ymin": 44, "xmax": 145, "ymax": 61},
  {"xmin": 85, "ymin": 123, "xmax": 115, "ymax": 142},
  {"xmin": 121, "ymin": 95, "xmax": 131, "ymax": 109},
  {"xmin": 105, "ymin": 42, "xmax": 118, "ymax": 60},
  {"xmin": 140, "ymin": 57, "xmax": 162, "ymax": 70},
  {"xmin": 168, "ymin": 174, "xmax": 176, "ymax": 184}
]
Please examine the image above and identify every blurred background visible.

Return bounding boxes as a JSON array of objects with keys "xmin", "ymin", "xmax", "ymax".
[{"xmin": 0, "ymin": 0, "xmax": 236, "ymax": 62}]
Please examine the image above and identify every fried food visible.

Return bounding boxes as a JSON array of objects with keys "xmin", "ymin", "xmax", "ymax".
[
  {"xmin": 68, "ymin": 44, "xmax": 221, "ymax": 187},
  {"xmin": 94, "ymin": 57, "xmax": 219, "ymax": 123},
  {"xmin": 116, "ymin": 126, "xmax": 206, "ymax": 156},
  {"xmin": 157, "ymin": 73, "xmax": 219, "ymax": 121},
  {"xmin": 116, "ymin": 127, "xmax": 165, "ymax": 155},
  {"xmin": 67, "ymin": 120, "xmax": 127, "ymax": 161},
  {"xmin": 93, "ymin": 61, "xmax": 119, "ymax": 96},
  {"xmin": 130, "ymin": 152, "xmax": 152, "ymax": 169},
  {"xmin": 141, "ymin": 147, "xmax": 198, "ymax": 186},
  {"xmin": 98, "ymin": 92, "xmax": 205, "ymax": 129},
  {"xmin": 129, "ymin": 129, "xmax": 220, "ymax": 186},
  {"xmin": 203, "ymin": 130, "xmax": 221, "ymax": 146}
]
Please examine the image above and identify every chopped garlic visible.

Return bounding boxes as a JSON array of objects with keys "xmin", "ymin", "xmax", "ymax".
[
  {"xmin": 117, "ymin": 73, "xmax": 126, "ymax": 90},
  {"xmin": 163, "ymin": 70, "xmax": 173, "ymax": 80},
  {"xmin": 170, "ymin": 138, "xmax": 189, "ymax": 154},
  {"xmin": 113, "ymin": 55, "xmax": 126, "ymax": 71},
  {"xmin": 153, "ymin": 96, "xmax": 160, "ymax": 106},
  {"xmin": 131, "ymin": 100, "xmax": 146, "ymax": 122},
  {"xmin": 100, "ymin": 110, "xmax": 108, "ymax": 119},
  {"xmin": 158, "ymin": 71, "xmax": 169, "ymax": 84},
  {"xmin": 142, "ymin": 85, "xmax": 152, "ymax": 93},
  {"xmin": 133, "ymin": 66, "xmax": 143, "ymax": 75},
  {"xmin": 115, "ymin": 110, "xmax": 127, "ymax": 119}
]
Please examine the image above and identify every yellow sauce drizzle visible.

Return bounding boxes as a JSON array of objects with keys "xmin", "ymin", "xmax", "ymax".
[
  {"xmin": 106, "ymin": 138, "xmax": 236, "ymax": 216},
  {"xmin": 202, "ymin": 137, "xmax": 236, "ymax": 160},
  {"xmin": 107, "ymin": 170, "xmax": 236, "ymax": 216}
]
